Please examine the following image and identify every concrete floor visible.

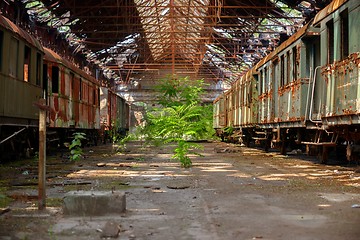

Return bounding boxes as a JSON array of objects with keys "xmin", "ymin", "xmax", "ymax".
[{"xmin": 1, "ymin": 141, "xmax": 360, "ymax": 240}]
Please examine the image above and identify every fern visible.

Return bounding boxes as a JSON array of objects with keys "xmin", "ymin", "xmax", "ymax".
[{"xmin": 140, "ymin": 76, "xmax": 215, "ymax": 167}]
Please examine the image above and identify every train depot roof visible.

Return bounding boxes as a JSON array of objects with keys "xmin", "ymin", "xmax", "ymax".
[{"xmin": 1, "ymin": 0, "xmax": 335, "ymax": 102}]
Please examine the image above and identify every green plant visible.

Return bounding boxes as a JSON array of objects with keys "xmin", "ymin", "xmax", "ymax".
[
  {"xmin": 139, "ymin": 75, "xmax": 213, "ymax": 168},
  {"xmin": 223, "ymin": 126, "xmax": 234, "ymax": 135},
  {"xmin": 114, "ymin": 134, "xmax": 136, "ymax": 153},
  {"xmin": 172, "ymin": 140, "xmax": 203, "ymax": 167},
  {"xmin": 69, "ymin": 132, "xmax": 86, "ymax": 161}
]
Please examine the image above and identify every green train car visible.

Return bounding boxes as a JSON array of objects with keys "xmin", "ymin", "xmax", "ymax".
[
  {"xmin": 0, "ymin": 14, "xmax": 130, "ymax": 160},
  {"xmin": 0, "ymin": 14, "xmax": 44, "ymax": 159},
  {"xmin": 214, "ymin": 0, "xmax": 360, "ymax": 163}
]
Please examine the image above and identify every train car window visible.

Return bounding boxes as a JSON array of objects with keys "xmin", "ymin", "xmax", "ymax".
[
  {"xmin": 264, "ymin": 67, "xmax": 268, "ymax": 92},
  {"xmin": 239, "ymin": 85, "xmax": 243, "ymax": 107},
  {"xmin": 97, "ymin": 88, "xmax": 100, "ymax": 106},
  {"xmin": 24, "ymin": 45, "xmax": 31, "ymax": 82},
  {"xmin": 43, "ymin": 64, "xmax": 48, "ymax": 97},
  {"xmin": 292, "ymin": 46, "xmax": 297, "ymax": 81},
  {"xmin": 79, "ymin": 78, "xmax": 82, "ymax": 100},
  {"xmin": 9, "ymin": 37, "xmax": 19, "ymax": 77},
  {"xmin": 36, "ymin": 53, "xmax": 41, "ymax": 86},
  {"xmin": 326, "ymin": 19, "xmax": 334, "ymax": 64},
  {"xmin": 237, "ymin": 85, "xmax": 241, "ymax": 108},
  {"xmin": 70, "ymin": 72, "xmax": 75, "ymax": 97},
  {"xmin": 259, "ymin": 70, "xmax": 262, "ymax": 94},
  {"xmin": 280, "ymin": 55, "xmax": 285, "ymax": 87},
  {"xmin": 233, "ymin": 88, "xmax": 236, "ymax": 108},
  {"xmin": 51, "ymin": 66, "xmax": 59, "ymax": 93},
  {"xmin": 286, "ymin": 51, "xmax": 290, "ymax": 84},
  {"xmin": 340, "ymin": 9, "xmax": 349, "ymax": 60},
  {"xmin": 0, "ymin": 30, "xmax": 3, "ymax": 72},
  {"xmin": 93, "ymin": 88, "xmax": 96, "ymax": 105},
  {"xmin": 248, "ymin": 81, "xmax": 253, "ymax": 104}
]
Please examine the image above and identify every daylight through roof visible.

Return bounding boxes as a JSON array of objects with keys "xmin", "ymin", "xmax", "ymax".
[{"xmin": 6, "ymin": 0, "xmax": 331, "ymax": 102}]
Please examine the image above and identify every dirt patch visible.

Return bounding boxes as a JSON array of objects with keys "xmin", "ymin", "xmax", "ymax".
[{"xmin": 0, "ymin": 141, "xmax": 359, "ymax": 239}]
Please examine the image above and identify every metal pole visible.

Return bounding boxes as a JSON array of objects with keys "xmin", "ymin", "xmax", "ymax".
[{"xmin": 38, "ymin": 98, "xmax": 47, "ymax": 210}]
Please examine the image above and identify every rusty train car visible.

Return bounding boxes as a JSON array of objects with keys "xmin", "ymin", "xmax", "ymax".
[
  {"xmin": 43, "ymin": 47, "xmax": 102, "ymax": 146},
  {"xmin": 0, "ymin": 14, "xmax": 129, "ymax": 160},
  {"xmin": 214, "ymin": 0, "xmax": 360, "ymax": 163},
  {"xmin": 100, "ymin": 87, "xmax": 129, "ymax": 143}
]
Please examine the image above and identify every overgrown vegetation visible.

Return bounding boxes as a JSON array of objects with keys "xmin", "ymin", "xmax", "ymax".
[
  {"xmin": 69, "ymin": 132, "xmax": 86, "ymax": 161},
  {"xmin": 133, "ymin": 75, "xmax": 215, "ymax": 167}
]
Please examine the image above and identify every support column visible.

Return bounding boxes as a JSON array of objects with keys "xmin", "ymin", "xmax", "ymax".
[{"xmin": 36, "ymin": 99, "xmax": 48, "ymax": 210}]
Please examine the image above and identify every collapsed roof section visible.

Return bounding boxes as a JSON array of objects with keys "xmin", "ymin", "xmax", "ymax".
[{"xmin": 19, "ymin": 0, "xmax": 331, "ymax": 90}]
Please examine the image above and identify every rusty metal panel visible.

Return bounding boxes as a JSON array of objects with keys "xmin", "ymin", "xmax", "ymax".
[
  {"xmin": 313, "ymin": 0, "xmax": 348, "ymax": 25},
  {"xmin": 213, "ymin": 97, "xmax": 221, "ymax": 129},
  {"xmin": 100, "ymin": 87, "xmax": 109, "ymax": 128},
  {"xmin": 225, "ymin": 90, "xmax": 233, "ymax": 127},
  {"xmin": 258, "ymin": 61, "xmax": 275, "ymax": 125},
  {"xmin": 48, "ymin": 95, "xmax": 71, "ymax": 128},
  {"xmin": 218, "ymin": 94, "xmax": 226, "ymax": 128},
  {"xmin": 44, "ymin": 47, "xmax": 101, "ymax": 130},
  {"xmin": 324, "ymin": 53, "xmax": 360, "ymax": 119},
  {"xmin": 233, "ymin": 81, "xmax": 240, "ymax": 127},
  {"xmin": 2, "ymin": 75, "xmax": 42, "ymax": 120},
  {"xmin": 72, "ymin": 76, "xmax": 80, "ymax": 126},
  {"xmin": 249, "ymin": 72, "xmax": 259, "ymax": 127}
]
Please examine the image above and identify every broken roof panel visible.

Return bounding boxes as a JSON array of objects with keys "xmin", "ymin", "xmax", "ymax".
[{"xmin": 17, "ymin": 0, "xmax": 331, "ymax": 91}]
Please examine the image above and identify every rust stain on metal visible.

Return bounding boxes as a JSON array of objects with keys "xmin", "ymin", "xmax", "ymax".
[{"xmin": 278, "ymin": 78, "xmax": 302, "ymax": 96}]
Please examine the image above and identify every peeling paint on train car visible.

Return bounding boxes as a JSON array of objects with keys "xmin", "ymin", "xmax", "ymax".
[
  {"xmin": 323, "ymin": 52, "xmax": 360, "ymax": 121},
  {"xmin": 44, "ymin": 47, "xmax": 100, "ymax": 130}
]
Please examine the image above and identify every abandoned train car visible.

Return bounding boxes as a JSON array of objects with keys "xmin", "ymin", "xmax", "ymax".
[
  {"xmin": 0, "ymin": 14, "xmax": 129, "ymax": 160},
  {"xmin": 214, "ymin": 0, "xmax": 360, "ymax": 163},
  {"xmin": 0, "ymin": 14, "xmax": 44, "ymax": 159},
  {"xmin": 43, "ymin": 47, "xmax": 101, "ymax": 146},
  {"xmin": 100, "ymin": 87, "xmax": 129, "ymax": 143}
]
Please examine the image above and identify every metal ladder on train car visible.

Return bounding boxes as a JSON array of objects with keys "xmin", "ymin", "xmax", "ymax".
[{"xmin": 302, "ymin": 64, "xmax": 339, "ymax": 162}]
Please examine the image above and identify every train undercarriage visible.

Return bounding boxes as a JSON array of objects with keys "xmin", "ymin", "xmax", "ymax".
[
  {"xmin": 217, "ymin": 123, "xmax": 360, "ymax": 165},
  {"xmin": 0, "ymin": 125, "xmax": 101, "ymax": 162}
]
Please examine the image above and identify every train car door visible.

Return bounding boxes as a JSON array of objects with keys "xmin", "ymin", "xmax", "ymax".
[
  {"xmin": 70, "ymin": 72, "xmax": 80, "ymax": 126},
  {"xmin": 271, "ymin": 57, "xmax": 279, "ymax": 122},
  {"xmin": 313, "ymin": 35, "xmax": 322, "ymax": 120},
  {"xmin": 306, "ymin": 34, "xmax": 321, "ymax": 121}
]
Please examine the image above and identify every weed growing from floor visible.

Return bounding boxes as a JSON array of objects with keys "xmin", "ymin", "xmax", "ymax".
[
  {"xmin": 69, "ymin": 132, "xmax": 86, "ymax": 161},
  {"xmin": 137, "ymin": 75, "xmax": 215, "ymax": 167}
]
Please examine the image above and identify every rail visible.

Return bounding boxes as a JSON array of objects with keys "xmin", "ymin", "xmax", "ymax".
[{"xmin": 0, "ymin": 127, "xmax": 27, "ymax": 145}]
